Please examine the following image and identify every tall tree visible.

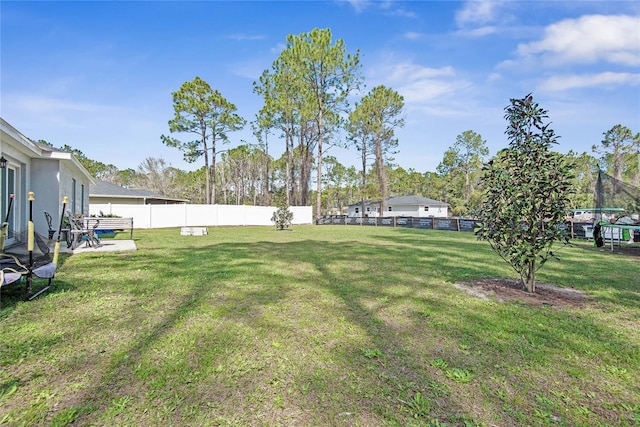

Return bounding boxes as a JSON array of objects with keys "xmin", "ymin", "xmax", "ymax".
[
  {"xmin": 174, "ymin": 168, "xmax": 206, "ymax": 204},
  {"xmin": 347, "ymin": 104, "xmax": 374, "ymax": 217},
  {"xmin": 349, "ymin": 85, "xmax": 404, "ymax": 215},
  {"xmin": 56, "ymin": 144, "xmax": 118, "ymax": 180},
  {"xmin": 592, "ymin": 124, "xmax": 635, "ymax": 182},
  {"xmin": 252, "ymin": 117, "xmax": 273, "ymax": 206},
  {"xmin": 132, "ymin": 157, "xmax": 178, "ymax": 197},
  {"xmin": 565, "ymin": 151, "xmax": 599, "ymax": 209},
  {"xmin": 254, "ymin": 64, "xmax": 302, "ymax": 205},
  {"xmin": 437, "ymin": 130, "xmax": 488, "ymax": 206},
  {"xmin": 278, "ymin": 28, "xmax": 361, "ymax": 218},
  {"xmin": 114, "ymin": 168, "xmax": 137, "ymax": 188},
  {"xmin": 476, "ymin": 94, "xmax": 574, "ymax": 293},
  {"xmin": 161, "ymin": 76, "xmax": 245, "ymax": 204},
  {"xmin": 322, "ymin": 156, "xmax": 354, "ymax": 214},
  {"xmin": 219, "ymin": 144, "xmax": 270, "ymax": 205}
]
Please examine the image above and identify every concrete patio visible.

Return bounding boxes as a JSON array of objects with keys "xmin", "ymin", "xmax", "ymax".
[{"xmin": 55, "ymin": 239, "xmax": 137, "ymax": 254}]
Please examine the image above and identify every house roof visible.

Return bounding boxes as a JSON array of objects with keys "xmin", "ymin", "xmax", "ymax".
[
  {"xmin": 90, "ymin": 180, "xmax": 189, "ymax": 203},
  {"xmin": 348, "ymin": 195, "xmax": 448, "ymax": 208},
  {"xmin": 36, "ymin": 143, "xmax": 95, "ymax": 184},
  {"xmin": 387, "ymin": 195, "xmax": 449, "ymax": 207},
  {"xmin": 1, "ymin": 117, "xmax": 94, "ymax": 184}
]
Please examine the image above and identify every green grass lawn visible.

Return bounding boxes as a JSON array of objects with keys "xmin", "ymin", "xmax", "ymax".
[{"xmin": 1, "ymin": 226, "xmax": 638, "ymax": 426}]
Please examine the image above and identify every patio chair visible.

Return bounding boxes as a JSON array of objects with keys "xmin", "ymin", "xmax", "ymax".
[
  {"xmin": 67, "ymin": 214, "xmax": 101, "ymax": 249},
  {"xmin": 44, "ymin": 211, "xmax": 56, "ymax": 240}
]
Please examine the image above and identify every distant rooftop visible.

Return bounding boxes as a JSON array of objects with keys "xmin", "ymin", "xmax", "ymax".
[{"xmin": 90, "ymin": 180, "xmax": 189, "ymax": 204}]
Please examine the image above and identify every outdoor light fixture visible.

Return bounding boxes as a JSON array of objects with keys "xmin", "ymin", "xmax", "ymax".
[{"xmin": 0, "ymin": 156, "xmax": 7, "ymax": 169}]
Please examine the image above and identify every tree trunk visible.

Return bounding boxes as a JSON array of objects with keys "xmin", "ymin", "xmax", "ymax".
[
  {"xmin": 522, "ymin": 260, "xmax": 536, "ymax": 292},
  {"xmin": 361, "ymin": 142, "xmax": 367, "ymax": 218},
  {"xmin": 209, "ymin": 135, "xmax": 217, "ymax": 205},
  {"xmin": 316, "ymin": 111, "xmax": 323, "ymax": 220},
  {"xmin": 464, "ymin": 167, "xmax": 471, "ymax": 204},
  {"xmin": 376, "ymin": 140, "xmax": 387, "ymax": 215},
  {"xmin": 202, "ymin": 127, "xmax": 211, "ymax": 205},
  {"xmin": 299, "ymin": 129, "xmax": 310, "ymax": 206},
  {"xmin": 285, "ymin": 127, "xmax": 293, "ymax": 206},
  {"xmin": 263, "ymin": 132, "xmax": 270, "ymax": 206}
]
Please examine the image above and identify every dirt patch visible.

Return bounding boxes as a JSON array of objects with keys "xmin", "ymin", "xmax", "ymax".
[
  {"xmin": 599, "ymin": 244, "xmax": 640, "ymax": 257},
  {"xmin": 454, "ymin": 278, "xmax": 590, "ymax": 308}
]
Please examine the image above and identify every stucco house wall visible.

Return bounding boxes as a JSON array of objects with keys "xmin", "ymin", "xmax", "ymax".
[
  {"xmin": 90, "ymin": 196, "xmax": 146, "ymax": 205},
  {"xmin": 347, "ymin": 196, "xmax": 449, "ymax": 218},
  {"xmin": 1, "ymin": 118, "xmax": 93, "ymax": 240}
]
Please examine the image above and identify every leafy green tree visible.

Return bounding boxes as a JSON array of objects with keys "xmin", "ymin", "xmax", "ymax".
[
  {"xmin": 174, "ymin": 168, "xmax": 206, "ymax": 204},
  {"xmin": 347, "ymin": 97, "xmax": 374, "ymax": 217},
  {"xmin": 161, "ymin": 76, "xmax": 245, "ymax": 204},
  {"xmin": 565, "ymin": 151, "xmax": 599, "ymax": 209},
  {"xmin": 322, "ymin": 156, "xmax": 356, "ymax": 214},
  {"xmin": 348, "ymin": 85, "xmax": 404, "ymax": 215},
  {"xmin": 437, "ymin": 130, "xmax": 488, "ymax": 215},
  {"xmin": 218, "ymin": 144, "xmax": 270, "ymax": 205},
  {"xmin": 476, "ymin": 94, "xmax": 574, "ymax": 293},
  {"xmin": 278, "ymin": 28, "xmax": 361, "ymax": 218},
  {"xmin": 115, "ymin": 168, "xmax": 137, "ymax": 188},
  {"xmin": 388, "ymin": 167, "xmax": 431, "ymax": 198},
  {"xmin": 254, "ymin": 60, "xmax": 307, "ymax": 205},
  {"xmin": 251, "ymin": 117, "xmax": 274, "ymax": 206},
  {"xmin": 592, "ymin": 124, "xmax": 635, "ymax": 182},
  {"xmin": 55, "ymin": 144, "xmax": 117, "ymax": 180}
]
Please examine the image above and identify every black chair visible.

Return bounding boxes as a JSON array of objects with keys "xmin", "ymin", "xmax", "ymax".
[{"xmin": 44, "ymin": 211, "xmax": 55, "ymax": 240}]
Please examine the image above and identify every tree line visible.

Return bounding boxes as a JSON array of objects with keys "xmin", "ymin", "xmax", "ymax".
[
  {"xmin": 37, "ymin": 28, "xmax": 640, "ymax": 217},
  {"xmin": 39, "ymin": 118, "xmax": 637, "ymax": 218}
]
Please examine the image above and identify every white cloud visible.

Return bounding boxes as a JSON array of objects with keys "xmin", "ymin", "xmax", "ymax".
[
  {"xmin": 456, "ymin": 1, "xmax": 503, "ymax": 27},
  {"xmin": 8, "ymin": 94, "xmax": 120, "ymax": 116},
  {"xmin": 403, "ymin": 32, "xmax": 423, "ymax": 40},
  {"xmin": 344, "ymin": 0, "xmax": 369, "ymax": 13},
  {"xmin": 487, "ymin": 72, "xmax": 502, "ymax": 82},
  {"xmin": 368, "ymin": 62, "xmax": 471, "ymax": 111},
  {"xmin": 226, "ymin": 34, "xmax": 266, "ymax": 41},
  {"xmin": 342, "ymin": 0, "xmax": 416, "ymax": 17},
  {"xmin": 538, "ymin": 72, "xmax": 640, "ymax": 92},
  {"xmin": 517, "ymin": 15, "xmax": 640, "ymax": 66},
  {"xmin": 455, "ymin": 26, "xmax": 498, "ymax": 38},
  {"xmin": 269, "ymin": 43, "xmax": 286, "ymax": 54},
  {"xmin": 400, "ymin": 79, "xmax": 471, "ymax": 104},
  {"xmin": 387, "ymin": 63, "xmax": 456, "ymax": 82},
  {"xmin": 381, "ymin": 3, "xmax": 417, "ymax": 19}
]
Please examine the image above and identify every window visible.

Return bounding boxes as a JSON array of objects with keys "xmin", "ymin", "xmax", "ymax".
[
  {"xmin": 388, "ymin": 206, "xmax": 392, "ymax": 211},
  {"xmin": 424, "ymin": 206, "xmax": 429, "ymax": 212},
  {"xmin": 366, "ymin": 207, "xmax": 370, "ymax": 212},
  {"xmin": 355, "ymin": 207, "xmax": 359, "ymax": 214},
  {"xmin": 81, "ymin": 184, "xmax": 85, "ymax": 215},
  {"xmin": 72, "ymin": 179, "xmax": 77, "ymax": 214},
  {"xmin": 1, "ymin": 166, "xmax": 17, "ymax": 241}
]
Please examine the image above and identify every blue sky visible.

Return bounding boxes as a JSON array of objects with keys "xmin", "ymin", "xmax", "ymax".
[{"xmin": 2, "ymin": 1, "xmax": 639, "ymax": 175}]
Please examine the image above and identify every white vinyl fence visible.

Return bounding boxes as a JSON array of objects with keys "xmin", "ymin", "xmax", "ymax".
[{"xmin": 89, "ymin": 204, "xmax": 313, "ymax": 229}]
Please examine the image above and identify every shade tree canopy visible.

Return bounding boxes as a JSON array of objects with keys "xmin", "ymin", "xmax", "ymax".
[{"xmin": 161, "ymin": 76, "xmax": 246, "ymax": 204}]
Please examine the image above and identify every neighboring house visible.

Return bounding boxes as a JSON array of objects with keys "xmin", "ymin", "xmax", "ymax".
[
  {"xmin": 90, "ymin": 180, "xmax": 189, "ymax": 205},
  {"xmin": 1, "ymin": 117, "xmax": 94, "ymax": 242},
  {"xmin": 347, "ymin": 195, "xmax": 449, "ymax": 218}
]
